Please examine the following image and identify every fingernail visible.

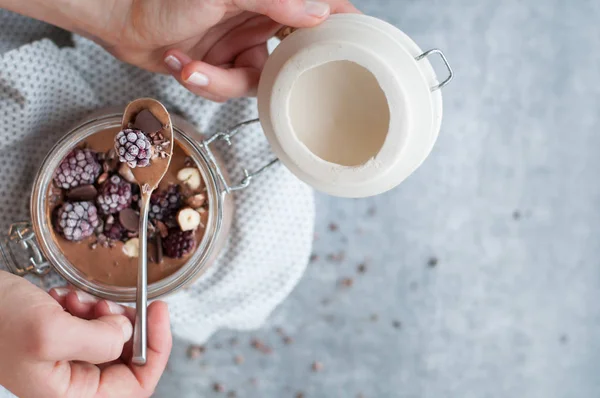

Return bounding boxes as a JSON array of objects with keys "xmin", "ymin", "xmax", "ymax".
[
  {"xmin": 53, "ymin": 287, "xmax": 70, "ymax": 297},
  {"xmin": 106, "ymin": 300, "xmax": 125, "ymax": 315},
  {"xmin": 75, "ymin": 290, "xmax": 97, "ymax": 304},
  {"xmin": 305, "ymin": 1, "xmax": 330, "ymax": 17},
  {"xmin": 120, "ymin": 319, "xmax": 133, "ymax": 340},
  {"xmin": 185, "ymin": 71, "xmax": 210, "ymax": 87},
  {"xmin": 164, "ymin": 55, "xmax": 182, "ymax": 72}
]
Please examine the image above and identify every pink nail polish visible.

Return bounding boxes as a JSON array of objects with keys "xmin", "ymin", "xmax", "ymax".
[{"xmin": 164, "ymin": 55, "xmax": 182, "ymax": 72}]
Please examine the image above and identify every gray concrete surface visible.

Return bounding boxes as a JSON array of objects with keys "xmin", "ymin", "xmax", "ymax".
[{"xmin": 155, "ymin": 1, "xmax": 600, "ymax": 397}]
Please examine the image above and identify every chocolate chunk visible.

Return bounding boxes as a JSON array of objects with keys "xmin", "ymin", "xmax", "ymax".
[
  {"xmin": 66, "ymin": 185, "xmax": 98, "ymax": 201},
  {"xmin": 119, "ymin": 208, "xmax": 139, "ymax": 232},
  {"xmin": 134, "ymin": 109, "xmax": 163, "ymax": 134}
]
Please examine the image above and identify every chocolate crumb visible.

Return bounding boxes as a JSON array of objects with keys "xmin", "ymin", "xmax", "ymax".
[
  {"xmin": 357, "ymin": 263, "xmax": 367, "ymax": 273},
  {"xmin": 296, "ymin": 393, "xmax": 305, "ymax": 398},
  {"xmin": 340, "ymin": 277, "xmax": 353, "ymax": 287},
  {"xmin": 328, "ymin": 222, "xmax": 339, "ymax": 232},
  {"xmin": 283, "ymin": 336, "xmax": 294, "ymax": 345},
  {"xmin": 156, "ymin": 221, "xmax": 169, "ymax": 238},
  {"xmin": 187, "ymin": 345, "xmax": 205, "ymax": 359},
  {"xmin": 311, "ymin": 361, "xmax": 323, "ymax": 372},
  {"xmin": 392, "ymin": 320, "xmax": 402, "ymax": 329},
  {"xmin": 250, "ymin": 339, "xmax": 272, "ymax": 354},
  {"xmin": 227, "ymin": 392, "xmax": 237, "ymax": 398},
  {"xmin": 327, "ymin": 251, "xmax": 345, "ymax": 263},
  {"xmin": 213, "ymin": 383, "xmax": 224, "ymax": 393},
  {"xmin": 309, "ymin": 253, "xmax": 319, "ymax": 263},
  {"xmin": 427, "ymin": 257, "xmax": 438, "ymax": 268},
  {"xmin": 234, "ymin": 355, "xmax": 244, "ymax": 365},
  {"xmin": 560, "ymin": 334, "xmax": 568, "ymax": 344},
  {"xmin": 367, "ymin": 206, "xmax": 376, "ymax": 216},
  {"xmin": 370, "ymin": 314, "xmax": 379, "ymax": 322},
  {"xmin": 513, "ymin": 210, "xmax": 521, "ymax": 220}
]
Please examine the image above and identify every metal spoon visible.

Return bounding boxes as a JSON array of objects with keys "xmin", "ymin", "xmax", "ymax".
[{"xmin": 121, "ymin": 98, "xmax": 173, "ymax": 366}]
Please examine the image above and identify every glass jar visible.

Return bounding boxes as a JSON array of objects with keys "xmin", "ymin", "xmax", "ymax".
[{"xmin": 0, "ymin": 109, "xmax": 272, "ymax": 302}]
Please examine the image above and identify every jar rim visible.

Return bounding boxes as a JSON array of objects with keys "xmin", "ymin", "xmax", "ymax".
[{"xmin": 30, "ymin": 111, "xmax": 225, "ymax": 302}]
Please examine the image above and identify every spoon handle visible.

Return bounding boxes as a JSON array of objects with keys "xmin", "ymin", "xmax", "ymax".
[{"xmin": 132, "ymin": 191, "xmax": 151, "ymax": 365}]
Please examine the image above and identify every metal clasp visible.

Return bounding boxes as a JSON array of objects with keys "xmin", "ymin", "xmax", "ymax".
[
  {"xmin": 0, "ymin": 222, "xmax": 51, "ymax": 276},
  {"xmin": 200, "ymin": 119, "xmax": 279, "ymax": 194},
  {"xmin": 416, "ymin": 49, "xmax": 454, "ymax": 91}
]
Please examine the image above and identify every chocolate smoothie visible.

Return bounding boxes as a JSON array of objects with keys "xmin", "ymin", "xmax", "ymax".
[{"xmin": 48, "ymin": 127, "xmax": 209, "ymax": 287}]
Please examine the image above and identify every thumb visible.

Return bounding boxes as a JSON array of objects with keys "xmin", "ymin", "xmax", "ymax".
[
  {"xmin": 235, "ymin": 0, "xmax": 331, "ymax": 27},
  {"xmin": 39, "ymin": 311, "xmax": 133, "ymax": 364}
]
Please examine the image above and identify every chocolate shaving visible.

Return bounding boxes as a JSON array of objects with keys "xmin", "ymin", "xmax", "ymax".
[
  {"xmin": 134, "ymin": 109, "xmax": 163, "ymax": 134},
  {"xmin": 119, "ymin": 208, "xmax": 139, "ymax": 232},
  {"xmin": 156, "ymin": 221, "xmax": 169, "ymax": 238},
  {"xmin": 97, "ymin": 172, "xmax": 109, "ymax": 185},
  {"xmin": 250, "ymin": 339, "xmax": 272, "ymax": 354},
  {"xmin": 155, "ymin": 234, "xmax": 163, "ymax": 264},
  {"xmin": 66, "ymin": 185, "xmax": 98, "ymax": 201}
]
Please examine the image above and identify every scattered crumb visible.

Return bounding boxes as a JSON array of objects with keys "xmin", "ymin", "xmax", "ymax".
[
  {"xmin": 357, "ymin": 394, "xmax": 365, "ymax": 398},
  {"xmin": 276, "ymin": 327, "xmax": 285, "ymax": 335},
  {"xmin": 328, "ymin": 222, "xmax": 339, "ymax": 232},
  {"xmin": 370, "ymin": 314, "xmax": 379, "ymax": 322},
  {"xmin": 327, "ymin": 251, "xmax": 346, "ymax": 263},
  {"xmin": 560, "ymin": 334, "xmax": 568, "ymax": 344},
  {"xmin": 229, "ymin": 337, "xmax": 239, "ymax": 347},
  {"xmin": 283, "ymin": 336, "xmax": 294, "ymax": 345},
  {"xmin": 312, "ymin": 361, "xmax": 324, "ymax": 372},
  {"xmin": 187, "ymin": 345, "xmax": 205, "ymax": 359},
  {"xmin": 427, "ymin": 257, "xmax": 438, "ymax": 268},
  {"xmin": 213, "ymin": 383, "xmax": 224, "ymax": 393},
  {"xmin": 310, "ymin": 254, "xmax": 319, "ymax": 263},
  {"xmin": 251, "ymin": 339, "xmax": 273, "ymax": 354},
  {"xmin": 234, "ymin": 355, "xmax": 245, "ymax": 365},
  {"xmin": 367, "ymin": 206, "xmax": 376, "ymax": 216},
  {"xmin": 392, "ymin": 320, "xmax": 402, "ymax": 329},
  {"xmin": 340, "ymin": 277, "xmax": 354, "ymax": 287},
  {"xmin": 296, "ymin": 393, "xmax": 305, "ymax": 398},
  {"xmin": 227, "ymin": 392, "xmax": 237, "ymax": 398},
  {"xmin": 357, "ymin": 263, "xmax": 367, "ymax": 274},
  {"xmin": 513, "ymin": 210, "xmax": 521, "ymax": 220}
]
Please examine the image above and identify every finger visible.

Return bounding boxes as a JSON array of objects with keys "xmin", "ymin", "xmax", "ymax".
[
  {"xmin": 203, "ymin": 15, "xmax": 280, "ymax": 66},
  {"xmin": 95, "ymin": 300, "xmax": 136, "ymax": 324},
  {"xmin": 235, "ymin": 0, "xmax": 331, "ymax": 27},
  {"xmin": 164, "ymin": 50, "xmax": 230, "ymax": 102},
  {"xmin": 63, "ymin": 290, "xmax": 100, "ymax": 320},
  {"xmin": 34, "ymin": 308, "xmax": 132, "ymax": 364},
  {"xmin": 182, "ymin": 61, "xmax": 260, "ymax": 98},
  {"xmin": 49, "ymin": 286, "xmax": 70, "ymax": 308}
]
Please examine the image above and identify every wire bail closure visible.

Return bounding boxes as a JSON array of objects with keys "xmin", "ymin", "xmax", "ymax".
[
  {"xmin": 0, "ymin": 222, "xmax": 50, "ymax": 276},
  {"xmin": 200, "ymin": 119, "xmax": 279, "ymax": 194}
]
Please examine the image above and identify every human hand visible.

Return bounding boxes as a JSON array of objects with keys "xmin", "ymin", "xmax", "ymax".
[
  {"xmin": 1, "ymin": 0, "xmax": 358, "ymax": 102},
  {"xmin": 0, "ymin": 271, "xmax": 172, "ymax": 398}
]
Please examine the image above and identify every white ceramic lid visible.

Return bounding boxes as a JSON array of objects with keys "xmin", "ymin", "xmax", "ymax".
[{"xmin": 257, "ymin": 14, "xmax": 451, "ymax": 198}]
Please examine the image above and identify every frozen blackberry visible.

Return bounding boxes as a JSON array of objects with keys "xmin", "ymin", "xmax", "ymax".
[
  {"xmin": 103, "ymin": 217, "xmax": 126, "ymax": 241},
  {"xmin": 149, "ymin": 184, "xmax": 182, "ymax": 222},
  {"xmin": 53, "ymin": 149, "xmax": 101, "ymax": 189},
  {"xmin": 162, "ymin": 228, "xmax": 195, "ymax": 259},
  {"xmin": 115, "ymin": 129, "xmax": 153, "ymax": 168},
  {"xmin": 96, "ymin": 175, "xmax": 133, "ymax": 215},
  {"xmin": 55, "ymin": 201, "xmax": 100, "ymax": 242}
]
